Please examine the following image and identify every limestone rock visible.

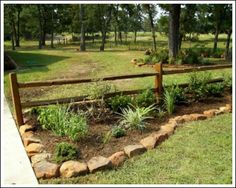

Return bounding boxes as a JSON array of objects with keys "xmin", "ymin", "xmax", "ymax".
[
  {"xmin": 203, "ymin": 109, "xmax": 218, "ymax": 118},
  {"xmin": 31, "ymin": 153, "xmax": 52, "ymax": 167},
  {"xmin": 21, "ymin": 131, "xmax": 34, "ymax": 140},
  {"xmin": 19, "ymin": 124, "xmax": 35, "ymax": 135},
  {"xmin": 225, "ymin": 104, "xmax": 232, "ymax": 112},
  {"xmin": 173, "ymin": 116, "xmax": 186, "ymax": 124},
  {"xmin": 87, "ymin": 156, "xmax": 112, "ymax": 173},
  {"xmin": 33, "ymin": 161, "xmax": 60, "ymax": 179},
  {"xmin": 124, "ymin": 144, "xmax": 146, "ymax": 158},
  {"xmin": 60, "ymin": 160, "xmax": 88, "ymax": 178},
  {"xmin": 219, "ymin": 106, "xmax": 231, "ymax": 113},
  {"xmin": 130, "ymin": 58, "xmax": 137, "ymax": 64},
  {"xmin": 23, "ymin": 136, "xmax": 41, "ymax": 147},
  {"xmin": 215, "ymin": 110, "xmax": 224, "ymax": 116},
  {"xmin": 108, "ymin": 151, "xmax": 127, "ymax": 167},
  {"xmin": 190, "ymin": 113, "xmax": 207, "ymax": 121},
  {"xmin": 25, "ymin": 143, "xmax": 44, "ymax": 156},
  {"xmin": 159, "ymin": 125, "xmax": 174, "ymax": 136},
  {"xmin": 181, "ymin": 115, "xmax": 192, "ymax": 122}
]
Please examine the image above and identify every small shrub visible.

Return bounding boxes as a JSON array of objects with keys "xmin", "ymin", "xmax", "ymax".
[
  {"xmin": 207, "ymin": 83, "xmax": 224, "ymax": 97},
  {"xmin": 102, "ymin": 130, "xmax": 112, "ymax": 144},
  {"xmin": 111, "ymin": 126, "xmax": 126, "ymax": 138},
  {"xmin": 118, "ymin": 104, "xmax": 156, "ymax": 133},
  {"xmin": 37, "ymin": 105, "xmax": 88, "ymax": 141},
  {"xmin": 156, "ymin": 107, "xmax": 166, "ymax": 119},
  {"xmin": 167, "ymin": 85, "xmax": 186, "ymax": 104},
  {"xmin": 106, "ymin": 95, "xmax": 132, "ymax": 113},
  {"xmin": 163, "ymin": 89, "xmax": 175, "ymax": 115},
  {"xmin": 144, "ymin": 55, "xmax": 152, "ymax": 64},
  {"xmin": 54, "ymin": 142, "xmax": 78, "ymax": 163},
  {"xmin": 187, "ymin": 72, "xmax": 212, "ymax": 101},
  {"xmin": 134, "ymin": 89, "xmax": 156, "ymax": 108},
  {"xmin": 223, "ymin": 74, "xmax": 232, "ymax": 91}
]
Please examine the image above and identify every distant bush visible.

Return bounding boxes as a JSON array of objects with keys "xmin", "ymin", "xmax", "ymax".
[
  {"xmin": 54, "ymin": 142, "xmax": 78, "ymax": 163},
  {"xmin": 207, "ymin": 83, "xmax": 224, "ymax": 97}
]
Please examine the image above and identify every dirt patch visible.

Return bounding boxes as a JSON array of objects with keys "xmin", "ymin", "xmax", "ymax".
[{"xmin": 26, "ymin": 92, "xmax": 232, "ymax": 163}]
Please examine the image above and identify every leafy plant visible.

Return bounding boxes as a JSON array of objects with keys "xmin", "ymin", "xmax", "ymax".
[
  {"xmin": 118, "ymin": 104, "xmax": 156, "ymax": 132},
  {"xmin": 134, "ymin": 89, "xmax": 156, "ymax": 108},
  {"xmin": 163, "ymin": 89, "xmax": 175, "ymax": 115},
  {"xmin": 54, "ymin": 142, "xmax": 78, "ymax": 163},
  {"xmin": 111, "ymin": 126, "xmax": 126, "ymax": 138},
  {"xmin": 167, "ymin": 84, "xmax": 186, "ymax": 104},
  {"xmin": 207, "ymin": 83, "xmax": 224, "ymax": 97},
  {"xmin": 223, "ymin": 74, "xmax": 232, "ymax": 91},
  {"xmin": 106, "ymin": 95, "xmax": 132, "ymax": 113},
  {"xmin": 187, "ymin": 72, "xmax": 212, "ymax": 101},
  {"xmin": 37, "ymin": 104, "xmax": 88, "ymax": 141},
  {"xmin": 102, "ymin": 130, "xmax": 112, "ymax": 144}
]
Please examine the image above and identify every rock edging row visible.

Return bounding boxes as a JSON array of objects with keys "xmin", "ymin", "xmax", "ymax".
[{"xmin": 19, "ymin": 103, "xmax": 232, "ymax": 179}]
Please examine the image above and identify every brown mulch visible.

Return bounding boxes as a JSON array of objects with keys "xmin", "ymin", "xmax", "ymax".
[{"xmin": 26, "ymin": 92, "xmax": 232, "ymax": 163}]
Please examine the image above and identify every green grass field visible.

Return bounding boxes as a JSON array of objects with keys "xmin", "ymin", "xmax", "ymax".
[
  {"xmin": 4, "ymin": 32, "xmax": 232, "ymax": 104},
  {"xmin": 40, "ymin": 113, "xmax": 232, "ymax": 184}
]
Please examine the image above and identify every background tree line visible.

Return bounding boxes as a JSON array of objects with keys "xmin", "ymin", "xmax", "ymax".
[{"xmin": 4, "ymin": 4, "xmax": 232, "ymax": 59}]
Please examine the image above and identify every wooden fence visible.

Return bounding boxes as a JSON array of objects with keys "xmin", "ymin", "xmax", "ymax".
[{"xmin": 9, "ymin": 63, "xmax": 232, "ymax": 126}]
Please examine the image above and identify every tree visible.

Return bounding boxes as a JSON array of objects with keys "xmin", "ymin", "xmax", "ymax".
[
  {"xmin": 143, "ymin": 4, "xmax": 157, "ymax": 51},
  {"xmin": 79, "ymin": 4, "xmax": 86, "ymax": 51},
  {"xmin": 168, "ymin": 4, "xmax": 181, "ymax": 59},
  {"xmin": 15, "ymin": 5, "xmax": 22, "ymax": 47}
]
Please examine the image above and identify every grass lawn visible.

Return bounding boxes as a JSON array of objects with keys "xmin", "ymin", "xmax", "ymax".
[
  {"xmin": 40, "ymin": 113, "xmax": 232, "ymax": 184},
  {"xmin": 4, "ymin": 32, "xmax": 232, "ymax": 104}
]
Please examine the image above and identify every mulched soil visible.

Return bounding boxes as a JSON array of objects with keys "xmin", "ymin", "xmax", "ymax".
[{"xmin": 25, "ymin": 91, "xmax": 232, "ymax": 163}]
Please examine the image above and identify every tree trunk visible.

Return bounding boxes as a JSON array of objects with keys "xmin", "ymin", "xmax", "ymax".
[
  {"xmin": 168, "ymin": 4, "xmax": 181, "ymax": 59},
  {"xmin": 51, "ymin": 8, "xmax": 54, "ymax": 48},
  {"xmin": 114, "ymin": 26, "xmax": 117, "ymax": 45},
  {"xmin": 147, "ymin": 5, "xmax": 157, "ymax": 51},
  {"xmin": 37, "ymin": 5, "xmax": 43, "ymax": 49},
  {"xmin": 12, "ymin": 20, "xmax": 17, "ymax": 48},
  {"xmin": 92, "ymin": 32, "xmax": 94, "ymax": 43},
  {"xmin": 11, "ymin": 31, "xmax": 15, "ymax": 50},
  {"xmin": 16, "ymin": 9, "xmax": 20, "ymax": 47},
  {"xmin": 213, "ymin": 25, "xmax": 219, "ymax": 52},
  {"xmin": 225, "ymin": 30, "xmax": 231, "ymax": 60},
  {"xmin": 178, "ymin": 33, "xmax": 183, "ymax": 50},
  {"xmin": 79, "ymin": 4, "xmax": 86, "ymax": 51},
  {"xmin": 42, "ymin": 30, "xmax": 46, "ymax": 46},
  {"xmin": 100, "ymin": 30, "xmax": 106, "ymax": 51},
  {"xmin": 134, "ymin": 30, "xmax": 137, "ymax": 43},
  {"xmin": 118, "ymin": 31, "xmax": 122, "ymax": 43}
]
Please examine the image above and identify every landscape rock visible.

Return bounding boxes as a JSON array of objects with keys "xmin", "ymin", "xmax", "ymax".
[
  {"xmin": 203, "ymin": 109, "xmax": 218, "ymax": 118},
  {"xmin": 215, "ymin": 109, "xmax": 225, "ymax": 116},
  {"xmin": 87, "ymin": 156, "xmax": 112, "ymax": 173},
  {"xmin": 181, "ymin": 114, "xmax": 192, "ymax": 122},
  {"xmin": 219, "ymin": 106, "xmax": 231, "ymax": 113},
  {"xmin": 19, "ymin": 124, "xmax": 35, "ymax": 135},
  {"xmin": 190, "ymin": 113, "xmax": 207, "ymax": 121},
  {"xmin": 60, "ymin": 160, "xmax": 88, "ymax": 178},
  {"xmin": 173, "ymin": 116, "xmax": 186, "ymax": 124},
  {"xmin": 130, "ymin": 58, "xmax": 137, "ymax": 64},
  {"xmin": 21, "ymin": 131, "xmax": 34, "ymax": 140},
  {"xmin": 108, "ymin": 151, "xmax": 127, "ymax": 167},
  {"xmin": 25, "ymin": 143, "xmax": 44, "ymax": 156},
  {"xmin": 33, "ymin": 161, "xmax": 60, "ymax": 179},
  {"xmin": 140, "ymin": 136, "xmax": 158, "ymax": 150},
  {"xmin": 159, "ymin": 125, "xmax": 175, "ymax": 136},
  {"xmin": 124, "ymin": 144, "xmax": 147, "ymax": 158},
  {"xmin": 225, "ymin": 104, "xmax": 232, "ymax": 112},
  {"xmin": 23, "ymin": 136, "xmax": 41, "ymax": 147},
  {"xmin": 31, "ymin": 153, "xmax": 52, "ymax": 167}
]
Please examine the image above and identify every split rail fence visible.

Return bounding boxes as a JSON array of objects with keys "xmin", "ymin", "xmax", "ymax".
[{"xmin": 9, "ymin": 63, "xmax": 232, "ymax": 126}]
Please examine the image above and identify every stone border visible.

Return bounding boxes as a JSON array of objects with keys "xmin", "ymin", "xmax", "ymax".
[{"xmin": 18, "ymin": 104, "xmax": 232, "ymax": 179}]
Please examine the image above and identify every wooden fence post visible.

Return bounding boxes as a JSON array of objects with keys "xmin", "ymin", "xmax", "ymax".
[
  {"xmin": 154, "ymin": 63, "xmax": 163, "ymax": 103},
  {"xmin": 9, "ymin": 73, "xmax": 24, "ymax": 126}
]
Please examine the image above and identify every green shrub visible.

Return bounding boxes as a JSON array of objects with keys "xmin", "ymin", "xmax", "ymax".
[
  {"xmin": 144, "ymin": 48, "xmax": 169, "ymax": 64},
  {"xmin": 163, "ymin": 89, "xmax": 175, "ymax": 115},
  {"xmin": 54, "ymin": 142, "xmax": 78, "ymax": 163},
  {"xmin": 144, "ymin": 55, "xmax": 152, "ymax": 64},
  {"xmin": 187, "ymin": 72, "xmax": 212, "ymax": 101},
  {"xmin": 167, "ymin": 85, "xmax": 186, "ymax": 104},
  {"xmin": 223, "ymin": 74, "xmax": 232, "ymax": 90},
  {"xmin": 207, "ymin": 83, "xmax": 224, "ymax": 97},
  {"xmin": 111, "ymin": 126, "xmax": 126, "ymax": 138},
  {"xmin": 118, "ymin": 104, "xmax": 156, "ymax": 133},
  {"xmin": 37, "ymin": 105, "xmax": 88, "ymax": 141},
  {"xmin": 134, "ymin": 89, "xmax": 156, "ymax": 108},
  {"xmin": 106, "ymin": 95, "xmax": 132, "ymax": 113}
]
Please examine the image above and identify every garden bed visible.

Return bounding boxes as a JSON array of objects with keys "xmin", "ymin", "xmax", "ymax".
[{"xmin": 24, "ymin": 91, "xmax": 232, "ymax": 162}]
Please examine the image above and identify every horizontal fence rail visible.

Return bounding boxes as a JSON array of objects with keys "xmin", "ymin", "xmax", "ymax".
[
  {"xmin": 9, "ymin": 63, "xmax": 232, "ymax": 126},
  {"xmin": 18, "ymin": 72, "xmax": 159, "ymax": 88},
  {"xmin": 163, "ymin": 64, "xmax": 232, "ymax": 75}
]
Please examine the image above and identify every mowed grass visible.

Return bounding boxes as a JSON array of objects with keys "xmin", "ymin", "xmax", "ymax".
[
  {"xmin": 40, "ymin": 113, "xmax": 232, "ymax": 184},
  {"xmin": 4, "ymin": 32, "xmax": 232, "ymax": 103}
]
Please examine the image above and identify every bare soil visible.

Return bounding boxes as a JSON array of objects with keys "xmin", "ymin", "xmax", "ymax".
[{"xmin": 25, "ymin": 92, "xmax": 232, "ymax": 163}]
